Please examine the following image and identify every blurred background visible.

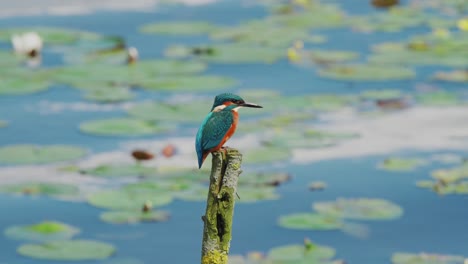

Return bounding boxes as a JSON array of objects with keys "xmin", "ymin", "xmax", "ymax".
[{"xmin": 0, "ymin": 0, "xmax": 467, "ymax": 263}]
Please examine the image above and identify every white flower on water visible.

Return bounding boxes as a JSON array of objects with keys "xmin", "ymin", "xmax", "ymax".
[
  {"xmin": 11, "ymin": 32, "xmax": 43, "ymax": 57},
  {"xmin": 127, "ymin": 46, "xmax": 139, "ymax": 64}
]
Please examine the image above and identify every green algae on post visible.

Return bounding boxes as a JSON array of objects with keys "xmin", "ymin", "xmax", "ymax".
[
  {"xmin": 379, "ymin": 157, "xmax": 426, "ymax": 172},
  {"xmin": 79, "ymin": 118, "xmax": 174, "ymax": 137},
  {"xmin": 5, "ymin": 221, "xmax": 79, "ymax": 242},
  {"xmin": 313, "ymin": 198, "xmax": 403, "ymax": 220},
  {"xmin": 18, "ymin": 240, "xmax": 115, "ymax": 261},
  {"xmin": 392, "ymin": 252, "xmax": 466, "ymax": 264},
  {"xmin": 100, "ymin": 210, "xmax": 170, "ymax": 224},
  {"xmin": 0, "ymin": 144, "xmax": 86, "ymax": 165},
  {"xmin": 278, "ymin": 213, "xmax": 342, "ymax": 230}
]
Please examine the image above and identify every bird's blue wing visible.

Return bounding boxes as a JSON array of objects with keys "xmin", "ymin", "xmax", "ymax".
[{"xmin": 195, "ymin": 111, "xmax": 233, "ymax": 168}]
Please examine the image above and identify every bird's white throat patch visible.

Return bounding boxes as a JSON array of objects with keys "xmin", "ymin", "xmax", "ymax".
[{"xmin": 212, "ymin": 104, "xmax": 226, "ymax": 112}]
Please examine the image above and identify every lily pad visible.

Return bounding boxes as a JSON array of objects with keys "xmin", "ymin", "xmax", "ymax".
[
  {"xmin": 267, "ymin": 242, "xmax": 336, "ymax": 263},
  {"xmin": 278, "ymin": 213, "xmax": 342, "ymax": 230},
  {"xmin": 392, "ymin": 252, "xmax": 466, "ymax": 264},
  {"xmin": 87, "ymin": 188, "xmax": 173, "ymax": 210},
  {"xmin": 309, "ymin": 49, "xmax": 359, "ymax": 64},
  {"xmin": 0, "ymin": 144, "xmax": 86, "ymax": 165},
  {"xmin": 236, "ymin": 186, "xmax": 280, "ymax": 203},
  {"xmin": 127, "ymin": 100, "xmax": 211, "ymax": 123},
  {"xmin": 0, "ymin": 27, "xmax": 100, "ymax": 45},
  {"xmin": 138, "ymin": 75, "xmax": 237, "ymax": 92},
  {"xmin": 0, "ymin": 182, "xmax": 79, "ymax": 199},
  {"xmin": 100, "ymin": 210, "xmax": 170, "ymax": 224},
  {"xmin": 79, "ymin": 118, "xmax": 173, "ymax": 137},
  {"xmin": 379, "ymin": 157, "xmax": 426, "ymax": 171},
  {"xmin": 239, "ymin": 172, "xmax": 291, "ymax": 187},
  {"xmin": 80, "ymin": 164, "xmax": 159, "ymax": 178},
  {"xmin": 18, "ymin": 240, "xmax": 115, "ymax": 261},
  {"xmin": 416, "ymin": 91, "xmax": 461, "ymax": 106},
  {"xmin": 140, "ymin": 21, "xmax": 218, "ymax": 35},
  {"xmin": 431, "ymin": 164, "xmax": 468, "ymax": 184},
  {"xmin": 318, "ymin": 64, "xmax": 415, "ymax": 81},
  {"xmin": 165, "ymin": 44, "xmax": 285, "ymax": 63},
  {"xmin": 271, "ymin": 3, "xmax": 345, "ymax": 30},
  {"xmin": 175, "ymin": 185, "xmax": 208, "ymax": 202},
  {"xmin": 0, "ymin": 69, "xmax": 52, "ymax": 95},
  {"xmin": 313, "ymin": 198, "xmax": 403, "ymax": 220},
  {"xmin": 5, "ymin": 221, "xmax": 79, "ymax": 242},
  {"xmin": 361, "ymin": 89, "xmax": 403, "ymax": 100},
  {"xmin": 243, "ymin": 147, "xmax": 290, "ymax": 164},
  {"xmin": 0, "ymin": 120, "xmax": 7, "ymax": 128},
  {"xmin": 83, "ymin": 86, "xmax": 134, "ymax": 103},
  {"xmin": 432, "ymin": 70, "xmax": 468, "ymax": 83}
]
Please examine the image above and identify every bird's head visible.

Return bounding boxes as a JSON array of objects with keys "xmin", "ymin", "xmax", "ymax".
[{"xmin": 211, "ymin": 93, "xmax": 263, "ymax": 112}]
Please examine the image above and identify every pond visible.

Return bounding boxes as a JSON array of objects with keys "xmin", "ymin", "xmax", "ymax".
[{"xmin": 0, "ymin": 0, "xmax": 467, "ymax": 263}]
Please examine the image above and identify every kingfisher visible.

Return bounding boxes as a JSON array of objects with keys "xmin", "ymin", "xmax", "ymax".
[{"xmin": 195, "ymin": 93, "xmax": 263, "ymax": 169}]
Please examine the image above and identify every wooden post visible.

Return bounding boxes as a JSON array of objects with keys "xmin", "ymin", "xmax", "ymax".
[{"xmin": 201, "ymin": 148, "xmax": 242, "ymax": 264}]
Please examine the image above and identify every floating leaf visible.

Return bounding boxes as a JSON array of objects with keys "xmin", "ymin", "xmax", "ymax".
[
  {"xmin": 309, "ymin": 181, "xmax": 327, "ymax": 191},
  {"xmin": 267, "ymin": 242, "xmax": 336, "ymax": 263},
  {"xmin": 79, "ymin": 118, "xmax": 173, "ymax": 137},
  {"xmin": 243, "ymin": 147, "xmax": 290, "ymax": 164},
  {"xmin": 80, "ymin": 164, "xmax": 159, "ymax": 178},
  {"xmin": 175, "ymin": 185, "xmax": 208, "ymax": 202},
  {"xmin": 416, "ymin": 91, "xmax": 461, "ymax": 106},
  {"xmin": 278, "ymin": 213, "xmax": 342, "ymax": 230},
  {"xmin": 313, "ymin": 198, "xmax": 403, "ymax": 220},
  {"xmin": 431, "ymin": 164, "xmax": 468, "ymax": 184},
  {"xmin": 127, "ymin": 100, "xmax": 211, "ymax": 123},
  {"xmin": 138, "ymin": 75, "xmax": 237, "ymax": 92},
  {"xmin": 379, "ymin": 157, "xmax": 426, "ymax": 171},
  {"xmin": 18, "ymin": 240, "xmax": 115, "ymax": 261},
  {"xmin": 100, "ymin": 210, "xmax": 170, "ymax": 224},
  {"xmin": 392, "ymin": 252, "xmax": 466, "ymax": 264},
  {"xmin": 0, "ymin": 27, "xmax": 100, "ymax": 45},
  {"xmin": 309, "ymin": 49, "xmax": 359, "ymax": 64},
  {"xmin": 0, "ymin": 69, "xmax": 52, "ymax": 95},
  {"xmin": 432, "ymin": 70, "xmax": 468, "ymax": 83},
  {"xmin": 239, "ymin": 172, "xmax": 291, "ymax": 187},
  {"xmin": 5, "ymin": 221, "xmax": 79, "ymax": 242},
  {"xmin": 0, "ymin": 144, "xmax": 86, "ymax": 165},
  {"xmin": 83, "ymin": 86, "xmax": 134, "ymax": 103},
  {"xmin": 165, "ymin": 44, "xmax": 285, "ymax": 63},
  {"xmin": 0, "ymin": 182, "xmax": 79, "ymax": 198},
  {"xmin": 140, "ymin": 21, "xmax": 218, "ymax": 35},
  {"xmin": 0, "ymin": 120, "xmax": 7, "ymax": 128},
  {"xmin": 236, "ymin": 186, "xmax": 280, "ymax": 203},
  {"xmin": 361, "ymin": 89, "xmax": 403, "ymax": 100},
  {"xmin": 271, "ymin": 4, "xmax": 345, "ymax": 30},
  {"xmin": 318, "ymin": 64, "xmax": 415, "ymax": 81},
  {"xmin": 87, "ymin": 188, "xmax": 173, "ymax": 210}
]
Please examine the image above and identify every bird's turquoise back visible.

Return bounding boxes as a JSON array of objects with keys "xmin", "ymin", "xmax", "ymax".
[{"xmin": 195, "ymin": 109, "xmax": 234, "ymax": 168}]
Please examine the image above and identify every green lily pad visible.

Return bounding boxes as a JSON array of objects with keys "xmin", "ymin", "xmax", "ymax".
[
  {"xmin": 431, "ymin": 164, "xmax": 468, "ymax": 184},
  {"xmin": 79, "ymin": 118, "xmax": 173, "ymax": 137},
  {"xmin": 0, "ymin": 27, "xmax": 100, "ymax": 45},
  {"xmin": 267, "ymin": 242, "xmax": 336, "ymax": 263},
  {"xmin": 0, "ymin": 50, "xmax": 24, "ymax": 67},
  {"xmin": 5, "ymin": 221, "xmax": 79, "ymax": 242},
  {"xmin": 238, "ymin": 172, "xmax": 291, "ymax": 186},
  {"xmin": 0, "ymin": 182, "xmax": 79, "ymax": 199},
  {"xmin": 416, "ymin": 180, "xmax": 468, "ymax": 195},
  {"xmin": 379, "ymin": 157, "xmax": 426, "ymax": 171},
  {"xmin": 318, "ymin": 64, "xmax": 415, "ymax": 81},
  {"xmin": 258, "ymin": 112, "xmax": 315, "ymax": 128},
  {"xmin": 138, "ymin": 75, "xmax": 237, "ymax": 92},
  {"xmin": 278, "ymin": 213, "xmax": 342, "ymax": 230},
  {"xmin": 309, "ymin": 49, "xmax": 359, "ymax": 64},
  {"xmin": 87, "ymin": 188, "xmax": 173, "ymax": 210},
  {"xmin": 0, "ymin": 69, "xmax": 52, "ymax": 95},
  {"xmin": 361, "ymin": 89, "xmax": 403, "ymax": 100},
  {"xmin": 238, "ymin": 89, "xmax": 281, "ymax": 101},
  {"xmin": 416, "ymin": 91, "xmax": 462, "ymax": 106},
  {"xmin": 392, "ymin": 252, "xmax": 466, "ymax": 264},
  {"xmin": 83, "ymin": 86, "xmax": 134, "ymax": 103},
  {"xmin": 432, "ymin": 70, "xmax": 468, "ymax": 83},
  {"xmin": 18, "ymin": 240, "xmax": 115, "ymax": 261},
  {"xmin": 0, "ymin": 120, "xmax": 7, "ymax": 128},
  {"xmin": 271, "ymin": 3, "xmax": 345, "ymax": 30},
  {"xmin": 100, "ymin": 210, "xmax": 170, "ymax": 224},
  {"xmin": 140, "ymin": 21, "xmax": 218, "ymax": 35},
  {"xmin": 313, "ymin": 198, "xmax": 403, "ymax": 220},
  {"xmin": 127, "ymin": 100, "xmax": 211, "ymax": 123},
  {"xmin": 243, "ymin": 147, "xmax": 290, "ymax": 164},
  {"xmin": 165, "ymin": 44, "xmax": 285, "ymax": 63},
  {"xmin": 0, "ymin": 144, "xmax": 86, "ymax": 165},
  {"xmin": 80, "ymin": 164, "xmax": 159, "ymax": 178},
  {"xmin": 236, "ymin": 186, "xmax": 280, "ymax": 203}
]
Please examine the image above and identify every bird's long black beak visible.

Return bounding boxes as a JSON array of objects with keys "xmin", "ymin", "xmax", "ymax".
[{"xmin": 241, "ymin": 102, "xmax": 263, "ymax": 108}]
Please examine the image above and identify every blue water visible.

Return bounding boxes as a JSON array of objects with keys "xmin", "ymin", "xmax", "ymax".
[{"xmin": 0, "ymin": 0, "xmax": 467, "ymax": 263}]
